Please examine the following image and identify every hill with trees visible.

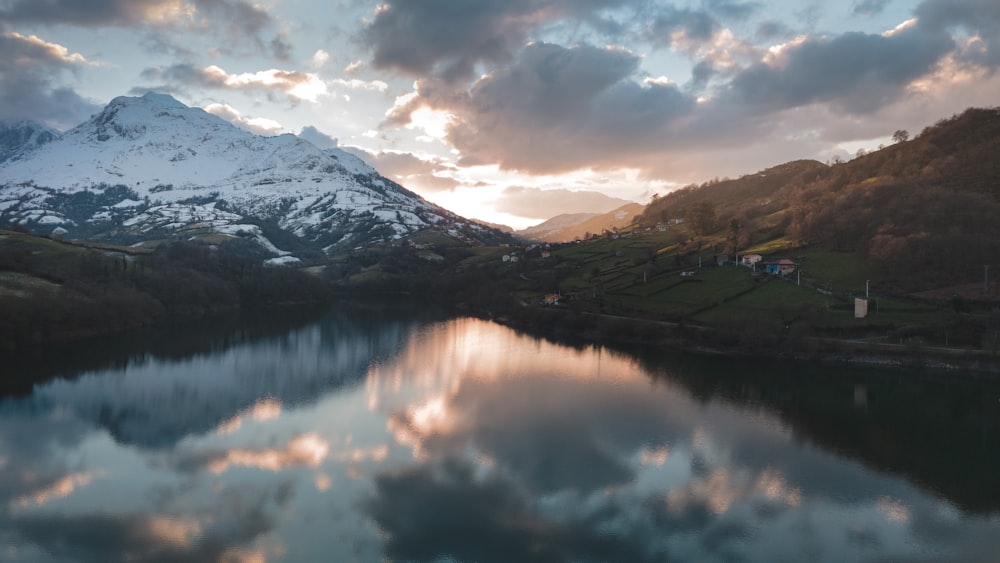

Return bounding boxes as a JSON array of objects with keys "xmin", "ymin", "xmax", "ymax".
[
  {"xmin": 0, "ymin": 230, "xmax": 332, "ymax": 351},
  {"xmin": 636, "ymin": 107, "xmax": 1000, "ymax": 292}
]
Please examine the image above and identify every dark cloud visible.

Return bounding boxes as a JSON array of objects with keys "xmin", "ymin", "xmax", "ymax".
[
  {"xmin": 497, "ymin": 187, "xmax": 632, "ymax": 219},
  {"xmin": 368, "ymin": 458, "xmax": 664, "ymax": 563},
  {"xmin": 722, "ymin": 25, "xmax": 954, "ymax": 114},
  {"xmin": 363, "ymin": 0, "xmax": 631, "ymax": 82},
  {"xmin": 380, "ymin": 18, "xmax": 970, "ymax": 180},
  {"xmin": 916, "ymin": 0, "xmax": 1000, "ymax": 66},
  {"xmin": 298, "ymin": 125, "xmax": 338, "ymax": 149},
  {"xmin": 197, "ymin": 0, "xmax": 291, "ymax": 60},
  {"xmin": 755, "ymin": 19, "xmax": 794, "ymax": 40},
  {"xmin": 0, "ymin": 31, "xmax": 99, "ymax": 127},
  {"xmin": 0, "ymin": 0, "xmax": 177, "ymax": 26},
  {"xmin": 0, "ymin": 0, "xmax": 289, "ymax": 59},
  {"xmin": 422, "ymin": 42, "xmax": 695, "ymax": 174},
  {"xmin": 3, "ymin": 488, "xmax": 276, "ymax": 563},
  {"xmin": 851, "ymin": 0, "xmax": 892, "ymax": 17}
]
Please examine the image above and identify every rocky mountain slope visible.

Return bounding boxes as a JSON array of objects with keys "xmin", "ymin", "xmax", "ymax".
[
  {"xmin": 0, "ymin": 119, "xmax": 59, "ymax": 164},
  {"xmin": 0, "ymin": 92, "xmax": 505, "ymax": 262}
]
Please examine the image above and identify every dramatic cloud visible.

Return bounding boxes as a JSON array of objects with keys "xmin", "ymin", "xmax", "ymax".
[
  {"xmin": 0, "ymin": 32, "xmax": 99, "ymax": 127},
  {"xmin": 363, "ymin": 0, "xmax": 631, "ymax": 82},
  {"xmin": 915, "ymin": 0, "xmax": 1000, "ymax": 66},
  {"xmin": 368, "ymin": 458, "xmax": 655, "ymax": 563},
  {"xmin": 141, "ymin": 63, "xmax": 327, "ymax": 102},
  {"xmin": 394, "ymin": 42, "xmax": 695, "ymax": 174},
  {"xmin": 0, "ymin": 0, "xmax": 289, "ymax": 58},
  {"xmin": 382, "ymin": 17, "xmax": 971, "ymax": 181},
  {"xmin": 205, "ymin": 102, "xmax": 283, "ymax": 135},
  {"xmin": 0, "ymin": 0, "xmax": 195, "ymax": 26},
  {"xmin": 496, "ymin": 187, "xmax": 631, "ymax": 219},
  {"xmin": 4, "ymin": 490, "xmax": 277, "ymax": 563},
  {"xmin": 722, "ymin": 24, "xmax": 954, "ymax": 114}
]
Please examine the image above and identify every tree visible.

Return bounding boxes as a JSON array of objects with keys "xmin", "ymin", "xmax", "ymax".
[
  {"xmin": 686, "ymin": 202, "xmax": 716, "ymax": 236},
  {"xmin": 892, "ymin": 129, "xmax": 910, "ymax": 143}
]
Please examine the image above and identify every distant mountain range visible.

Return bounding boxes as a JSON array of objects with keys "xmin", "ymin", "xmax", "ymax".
[
  {"xmin": 517, "ymin": 203, "xmax": 644, "ymax": 242},
  {"xmin": 0, "ymin": 92, "xmax": 509, "ymax": 263}
]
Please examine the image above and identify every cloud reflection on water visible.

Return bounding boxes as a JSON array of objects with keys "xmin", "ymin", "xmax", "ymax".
[{"xmin": 0, "ymin": 314, "xmax": 998, "ymax": 562}]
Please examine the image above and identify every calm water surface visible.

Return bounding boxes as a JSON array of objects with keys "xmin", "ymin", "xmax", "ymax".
[{"xmin": 2, "ymin": 304, "xmax": 1000, "ymax": 562}]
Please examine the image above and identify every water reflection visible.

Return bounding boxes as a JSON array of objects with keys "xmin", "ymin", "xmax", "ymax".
[{"xmin": 1, "ymin": 310, "xmax": 999, "ymax": 562}]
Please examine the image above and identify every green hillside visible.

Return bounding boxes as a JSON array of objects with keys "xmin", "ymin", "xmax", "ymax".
[{"xmin": 379, "ymin": 107, "xmax": 1000, "ymax": 354}]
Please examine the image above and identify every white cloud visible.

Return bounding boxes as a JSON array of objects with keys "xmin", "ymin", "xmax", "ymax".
[
  {"xmin": 202, "ymin": 64, "xmax": 327, "ymax": 102},
  {"xmin": 311, "ymin": 48, "xmax": 330, "ymax": 68},
  {"xmin": 205, "ymin": 102, "xmax": 283, "ymax": 135}
]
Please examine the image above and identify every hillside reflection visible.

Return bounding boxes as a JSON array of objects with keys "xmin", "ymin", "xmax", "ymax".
[{"xmin": 1, "ymin": 309, "xmax": 998, "ymax": 562}]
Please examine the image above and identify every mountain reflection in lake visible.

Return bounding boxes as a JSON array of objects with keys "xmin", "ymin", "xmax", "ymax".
[{"xmin": 2, "ymin": 306, "xmax": 999, "ymax": 562}]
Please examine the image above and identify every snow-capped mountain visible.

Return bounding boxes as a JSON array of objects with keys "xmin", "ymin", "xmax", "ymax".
[
  {"xmin": 0, "ymin": 92, "xmax": 503, "ymax": 259},
  {"xmin": 0, "ymin": 119, "xmax": 59, "ymax": 164}
]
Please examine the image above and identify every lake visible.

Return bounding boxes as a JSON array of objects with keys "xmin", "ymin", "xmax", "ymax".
[{"xmin": 2, "ymin": 302, "xmax": 999, "ymax": 562}]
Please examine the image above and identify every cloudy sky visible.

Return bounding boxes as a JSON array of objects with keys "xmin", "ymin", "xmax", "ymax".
[{"xmin": 1, "ymin": 0, "xmax": 999, "ymax": 228}]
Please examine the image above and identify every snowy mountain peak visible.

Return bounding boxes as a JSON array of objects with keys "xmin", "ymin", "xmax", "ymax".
[
  {"xmin": 70, "ymin": 91, "xmax": 229, "ymax": 145},
  {"xmin": 0, "ymin": 94, "xmax": 508, "ymax": 258}
]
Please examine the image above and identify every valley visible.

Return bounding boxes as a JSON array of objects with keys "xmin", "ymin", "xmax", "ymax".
[{"xmin": 2, "ymin": 98, "xmax": 1000, "ymax": 368}]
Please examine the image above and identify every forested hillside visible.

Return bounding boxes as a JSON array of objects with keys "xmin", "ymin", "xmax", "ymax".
[
  {"xmin": 636, "ymin": 107, "xmax": 1000, "ymax": 291},
  {"xmin": 0, "ymin": 230, "xmax": 331, "ymax": 350}
]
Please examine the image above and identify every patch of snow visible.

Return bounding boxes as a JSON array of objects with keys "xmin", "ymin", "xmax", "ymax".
[
  {"xmin": 253, "ymin": 234, "xmax": 291, "ymax": 257},
  {"xmin": 264, "ymin": 256, "xmax": 301, "ymax": 267},
  {"xmin": 112, "ymin": 199, "xmax": 143, "ymax": 208}
]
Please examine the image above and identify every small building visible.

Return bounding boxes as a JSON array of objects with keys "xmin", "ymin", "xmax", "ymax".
[
  {"xmin": 763, "ymin": 259, "xmax": 796, "ymax": 276},
  {"xmin": 740, "ymin": 254, "xmax": 762, "ymax": 266},
  {"xmin": 855, "ymin": 298, "xmax": 868, "ymax": 319}
]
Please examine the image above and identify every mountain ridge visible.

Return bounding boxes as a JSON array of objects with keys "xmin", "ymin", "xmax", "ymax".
[
  {"xmin": 0, "ymin": 119, "xmax": 60, "ymax": 164},
  {"xmin": 0, "ymin": 92, "xmax": 509, "ymax": 260},
  {"xmin": 518, "ymin": 203, "xmax": 644, "ymax": 242}
]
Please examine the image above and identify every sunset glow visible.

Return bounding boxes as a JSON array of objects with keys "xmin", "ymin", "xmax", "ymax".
[{"xmin": 2, "ymin": 1, "xmax": 995, "ymax": 226}]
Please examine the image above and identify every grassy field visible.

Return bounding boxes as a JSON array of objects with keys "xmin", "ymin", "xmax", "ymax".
[{"xmin": 459, "ymin": 230, "xmax": 978, "ymax": 343}]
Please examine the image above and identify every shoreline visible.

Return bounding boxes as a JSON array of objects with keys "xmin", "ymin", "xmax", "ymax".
[{"xmin": 457, "ymin": 302, "xmax": 1000, "ymax": 376}]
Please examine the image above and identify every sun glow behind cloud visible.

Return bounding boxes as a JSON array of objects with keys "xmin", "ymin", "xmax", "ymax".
[
  {"xmin": 202, "ymin": 65, "xmax": 327, "ymax": 102},
  {"xmin": 4, "ymin": 0, "xmax": 1000, "ymax": 226}
]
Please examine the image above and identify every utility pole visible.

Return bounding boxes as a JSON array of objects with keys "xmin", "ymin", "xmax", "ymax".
[
  {"xmin": 986, "ymin": 265, "xmax": 991, "ymax": 295},
  {"xmin": 866, "ymin": 280, "xmax": 869, "ymax": 299}
]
